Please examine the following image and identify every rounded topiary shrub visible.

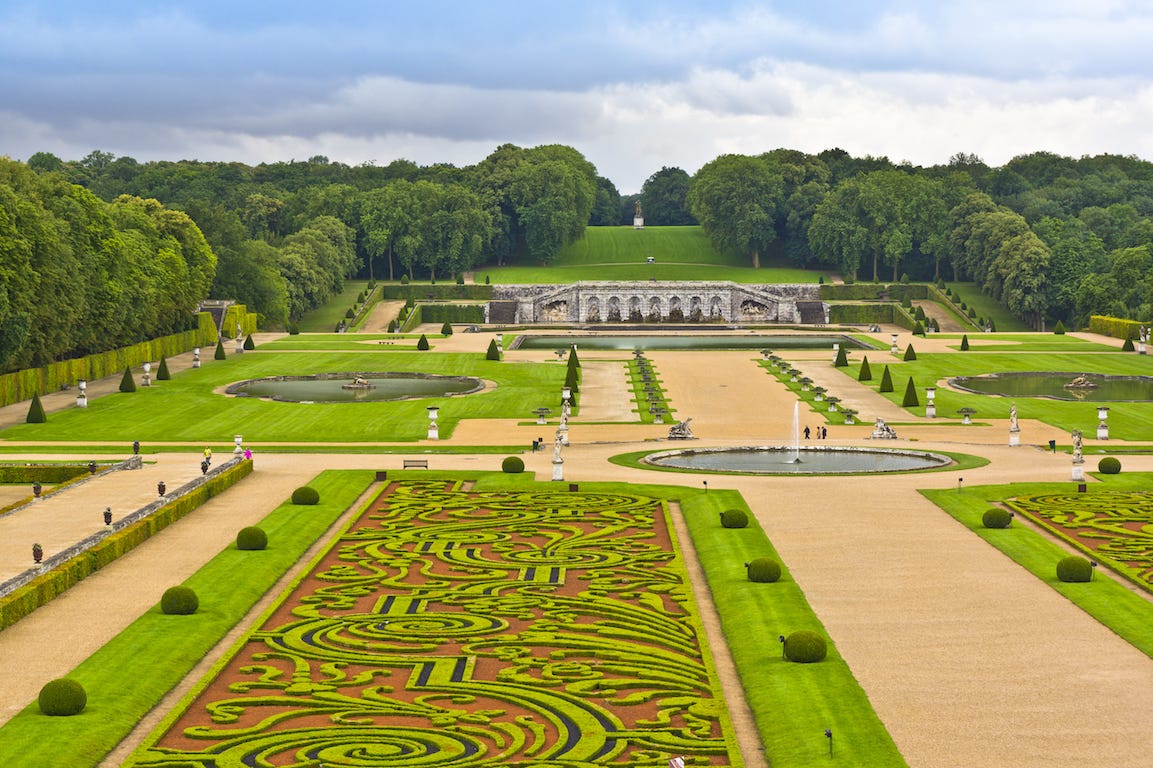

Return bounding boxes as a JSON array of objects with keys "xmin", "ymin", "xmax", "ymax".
[
  {"xmin": 746, "ymin": 557, "xmax": 782, "ymax": 583},
  {"xmin": 501, "ymin": 456, "xmax": 525, "ymax": 473},
  {"xmin": 236, "ymin": 526, "xmax": 268, "ymax": 551},
  {"xmin": 1098, "ymin": 456, "xmax": 1121, "ymax": 474},
  {"xmin": 720, "ymin": 508, "xmax": 749, "ymax": 529},
  {"xmin": 161, "ymin": 585, "xmax": 199, "ymax": 615},
  {"xmin": 292, "ymin": 486, "xmax": 320, "ymax": 505},
  {"xmin": 982, "ymin": 508, "xmax": 1012, "ymax": 529},
  {"xmin": 38, "ymin": 678, "xmax": 87, "ymax": 716},
  {"xmin": 784, "ymin": 630, "xmax": 827, "ymax": 663},
  {"xmin": 1056, "ymin": 555, "xmax": 1094, "ymax": 583}
]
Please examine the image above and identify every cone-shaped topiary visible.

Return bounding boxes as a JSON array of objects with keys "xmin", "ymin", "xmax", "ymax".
[
  {"xmin": 441, "ymin": 321, "xmax": 453, "ymax": 336},
  {"xmin": 1098, "ymin": 456, "xmax": 1121, "ymax": 474},
  {"xmin": 858, "ymin": 356, "xmax": 872, "ymax": 381},
  {"xmin": 243, "ymin": 334, "xmax": 255, "ymax": 350},
  {"xmin": 1122, "ymin": 337, "xmax": 1135, "ymax": 351},
  {"xmin": 982, "ymin": 508, "xmax": 1012, "ymax": 529},
  {"xmin": 501, "ymin": 456, "xmax": 525, "ymax": 473},
  {"xmin": 236, "ymin": 526, "xmax": 268, "ymax": 551},
  {"xmin": 833, "ymin": 344, "xmax": 848, "ymax": 367},
  {"xmin": 914, "ymin": 305, "xmax": 926, "ymax": 321},
  {"xmin": 568, "ymin": 345, "xmax": 580, "ymax": 368},
  {"xmin": 416, "ymin": 334, "xmax": 430, "ymax": 350},
  {"xmin": 214, "ymin": 338, "xmax": 226, "ymax": 360},
  {"xmin": 988, "ymin": 319, "xmax": 997, "ymax": 331},
  {"xmin": 878, "ymin": 365, "xmax": 894, "ymax": 393},
  {"xmin": 1053, "ymin": 320, "xmax": 1066, "ymax": 334},
  {"xmin": 784, "ymin": 630, "xmax": 827, "ymax": 663},
  {"xmin": 913, "ymin": 320, "xmax": 925, "ymax": 336},
  {"xmin": 161, "ymin": 585, "xmax": 199, "ymax": 615},
  {"xmin": 26, "ymin": 392, "xmax": 46, "ymax": 423},
  {"xmin": 119, "ymin": 366, "xmax": 136, "ymax": 393},
  {"xmin": 387, "ymin": 319, "xmax": 397, "ymax": 333},
  {"xmin": 157, "ymin": 355, "xmax": 171, "ymax": 380},
  {"xmin": 960, "ymin": 334, "xmax": 970, "ymax": 351},
  {"xmin": 901, "ymin": 376, "xmax": 920, "ymax": 407},
  {"xmin": 486, "ymin": 338, "xmax": 501, "ymax": 360},
  {"xmin": 292, "ymin": 486, "xmax": 320, "ymax": 505},
  {"xmin": 1056, "ymin": 555, "xmax": 1093, "ymax": 583},
  {"xmin": 564, "ymin": 364, "xmax": 580, "ymax": 394},
  {"xmin": 720, "ymin": 508, "xmax": 749, "ymax": 528},
  {"xmin": 38, "ymin": 678, "xmax": 87, "ymax": 716},
  {"xmin": 746, "ymin": 557, "xmax": 782, "ymax": 583},
  {"xmin": 903, "ymin": 344, "xmax": 917, "ymax": 361}
]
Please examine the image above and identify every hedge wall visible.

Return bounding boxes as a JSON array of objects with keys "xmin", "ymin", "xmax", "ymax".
[
  {"xmin": 420, "ymin": 304, "xmax": 487, "ymax": 324},
  {"xmin": 381, "ymin": 284, "xmax": 493, "ymax": 300},
  {"xmin": 220, "ymin": 304, "xmax": 259, "ymax": 339},
  {"xmin": 827, "ymin": 302, "xmax": 916, "ymax": 330},
  {"xmin": 820, "ymin": 283, "xmax": 930, "ymax": 301},
  {"xmin": 1089, "ymin": 315, "xmax": 1143, "ymax": 339},
  {"xmin": 0, "ymin": 459, "xmax": 253, "ymax": 630},
  {"xmin": 0, "ymin": 464, "xmax": 93, "ymax": 484},
  {"xmin": 0, "ymin": 313, "xmax": 218, "ymax": 409}
]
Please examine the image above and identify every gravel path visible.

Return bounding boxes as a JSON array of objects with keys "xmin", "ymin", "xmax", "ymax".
[{"xmin": 2, "ymin": 326, "xmax": 1152, "ymax": 767}]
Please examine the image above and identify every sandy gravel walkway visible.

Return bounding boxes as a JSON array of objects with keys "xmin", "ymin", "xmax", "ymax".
[{"xmin": 2, "ymin": 326, "xmax": 1152, "ymax": 767}]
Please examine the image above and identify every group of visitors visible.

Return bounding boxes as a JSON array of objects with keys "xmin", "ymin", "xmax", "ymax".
[{"xmin": 802, "ymin": 425, "xmax": 828, "ymax": 440}]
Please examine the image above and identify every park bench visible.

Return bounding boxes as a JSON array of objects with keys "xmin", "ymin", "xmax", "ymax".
[{"xmin": 403, "ymin": 459, "xmax": 429, "ymax": 469}]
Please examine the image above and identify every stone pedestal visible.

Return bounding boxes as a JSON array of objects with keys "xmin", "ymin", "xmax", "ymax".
[
  {"xmin": 552, "ymin": 458, "xmax": 564, "ymax": 481},
  {"xmin": 427, "ymin": 422, "xmax": 439, "ymax": 440},
  {"xmin": 559, "ymin": 425, "xmax": 569, "ymax": 446},
  {"xmin": 1009, "ymin": 430, "xmax": 1020, "ymax": 447},
  {"xmin": 192, "ymin": 359, "xmax": 201, "ymax": 369},
  {"xmin": 633, "ymin": 216, "xmax": 644, "ymax": 229},
  {"xmin": 1139, "ymin": 341, "xmax": 1146, "ymax": 355},
  {"xmin": 925, "ymin": 405, "xmax": 936, "ymax": 419},
  {"xmin": 1097, "ymin": 424, "xmax": 1108, "ymax": 440},
  {"xmin": 1072, "ymin": 463, "xmax": 1085, "ymax": 481},
  {"xmin": 76, "ymin": 394, "xmax": 87, "ymax": 408}
]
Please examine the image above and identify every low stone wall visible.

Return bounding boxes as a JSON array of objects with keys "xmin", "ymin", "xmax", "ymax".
[{"xmin": 491, "ymin": 282, "xmax": 827, "ymax": 324}]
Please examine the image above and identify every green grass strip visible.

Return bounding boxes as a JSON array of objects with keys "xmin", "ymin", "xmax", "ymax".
[
  {"xmin": 0, "ymin": 469, "xmax": 376, "ymax": 767},
  {"xmin": 680, "ymin": 488, "xmax": 906, "ymax": 767},
  {"xmin": 922, "ymin": 474, "xmax": 1153, "ymax": 659}
]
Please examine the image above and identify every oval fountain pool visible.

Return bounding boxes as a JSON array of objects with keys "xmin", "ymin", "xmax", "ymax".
[
  {"xmin": 227, "ymin": 373, "xmax": 483, "ymax": 403},
  {"xmin": 643, "ymin": 446, "xmax": 952, "ymax": 475},
  {"xmin": 950, "ymin": 372, "xmax": 1153, "ymax": 402}
]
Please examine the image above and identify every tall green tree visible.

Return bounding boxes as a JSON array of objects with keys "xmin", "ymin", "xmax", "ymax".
[
  {"xmin": 640, "ymin": 167, "xmax": 696, "ymax": 226},
  {"xmin": 688, "ymin": 154, "xmax": 785, "ymax": 268}
]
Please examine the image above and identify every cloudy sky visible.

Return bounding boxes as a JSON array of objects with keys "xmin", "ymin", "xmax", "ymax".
[{"xmin": 3, "ymin": 1, "xmax": 1153, "ymax": 191}]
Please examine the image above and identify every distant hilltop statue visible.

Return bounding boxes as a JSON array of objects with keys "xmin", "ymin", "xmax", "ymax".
[{"xmin": 633, "ymin": 200, "xmax": 644, "ymax": 229}]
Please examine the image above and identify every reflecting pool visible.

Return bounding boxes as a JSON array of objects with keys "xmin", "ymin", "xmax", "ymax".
[
  {"xmin": 950, "ymin": 372, "xmax": 1153, "ymax": 402},
  {"xmin": 643, "ymin": 446, "xmax": 951, "ymax": 474},
  {"xmin": 227, "ymin": 373, "xmax": 483, "ymax": 403}
]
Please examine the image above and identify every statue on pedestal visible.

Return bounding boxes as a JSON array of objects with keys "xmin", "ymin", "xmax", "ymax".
[
  {"xmin": 1072, "ymin": 430, "xmax": 1084, "ymax": 464},
  {"xmin": 1009, "ymin": 403, "xmax": 1019, "ymax": 432}
]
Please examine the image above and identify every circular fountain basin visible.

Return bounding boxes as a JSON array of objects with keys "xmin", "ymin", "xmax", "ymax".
[
  {"xmin": 950, "ymin": 372, "xmax": 1153, "ymax": 402},
  {"xmin": 513, "ymin": 334, "xmax": 871, "ymax": 351},
  {"xmin": 642, "ymin": 446, "xmax": 952, "ymax": 474},
  {"xmin": 227, "ymin": 373, "xmax": 483, "ymax": 403}
]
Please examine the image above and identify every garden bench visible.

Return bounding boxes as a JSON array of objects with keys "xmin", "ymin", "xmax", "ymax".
[{"xmin": 403, "ymin": 459, "xmax": 429, "ymax": 469}]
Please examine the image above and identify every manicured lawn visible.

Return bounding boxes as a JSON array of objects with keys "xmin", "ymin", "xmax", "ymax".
[
  {"xmin": 482, "ymin": 262, "xmax": 819, "ymax": 284},
  {"xmin": 827, "ymin": 346, "xmax": 1153, "ymax": 439},
  {"xmin": 552, "ymin": 225, "xmax": 748, "ymax": 266},
  {"xmin": 296, "ymin": 280, "xmax": 371, "ymax": 332},
  {"xmin": 942, "ymin": 282, "xmax": 1030, "ymax": 332},
  {"xmin": 1, "ymin": 351, "xmax": 568, "ymax": 443}
]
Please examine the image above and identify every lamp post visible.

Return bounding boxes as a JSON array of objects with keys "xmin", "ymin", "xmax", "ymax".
[
  {"xmin": 427, "ymin": 405, "xmax": 440, "ymax": 440},
  {"xmin": 192, "ymin": 347, "xmax": 201, "ymax": 369},
  {"xmin": 141, "ymin": 361, "xmax": 151, "ymax": 388},
  {"xmin": 1096, "ymin": 406, "xmax": 1110, "ymax": 440},
  {"xmin": 76, "ymin": 379, "xmax": 87, "ymax": 408},
  {"xmin": 925, "ymin": 386, "xmax": 936, "ymax": 419}
]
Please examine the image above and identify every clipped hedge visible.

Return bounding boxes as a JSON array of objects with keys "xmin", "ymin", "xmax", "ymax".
[
  {"xmin": 746, "ymin": 557, "xmax": 782, "ymax": 583},
  {"xmin": 381, "ymin": 284, "xmax": 493, "ymax": 300},
  {"xmin": 422, "ymin": 304, "xmax": 487, "ymax": 324},
  {"xmin": 1098, "ymin": 456, "xmax": 1121, "ymax": 474},
  {"xmin": 501, "ymin": 456, "xmax": 525, "ymax": 474},
  {"xmin": 982, "ymin": 508, "xmax": 1013, "ymax": 529},
  {"xmin": 784, "ymin": 630, "xmax": 828, "ymax": 663},
  {"xmin": 38, "ymin": 678, "xmax": 87, "ymax": 716},
  {"xmin": 720, "ymin": 508, "xmax": 749, "ymax": 529},
  {"xmin": 1089, "ymin": 315, "xmax": 1143, "ymax": 340},
  {"xmin": 0, "ymin": 459, "xmax": 253, "ymax": 630},
  {"xmin": 1056, "ymin": 555, "xmax": 1094, "ymax": 583},
  {"xmin": 0, "ymin": 312, "xmax": 216, "ymax": 408},
  {"xmin": 291, "ymin": 486, "xmax": 320, "ymax": 505},
  {"xmin": 0, "ymin": 464, "xmax": 93, "ymax": 484},
  {"xmin": 236, "ymin": 526, "xmax": 268, "ymax": 551},
  {"xmin": 160, "ymin": 585, "xmax": 199, "ymax": 615}
]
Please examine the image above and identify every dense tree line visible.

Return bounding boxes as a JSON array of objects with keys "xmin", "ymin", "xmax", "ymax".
[
  {"xmin": 0, "ymin": 158, "xmax": 215, "ymax": 372},
  {"xmin": 16, "ymin": 143, "xmax": 1153, "ymax": 332},
  {"xmin": 25, "ymin": 144, "xmax": 607, "ymax": 326}
]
